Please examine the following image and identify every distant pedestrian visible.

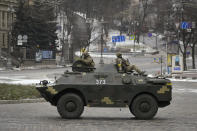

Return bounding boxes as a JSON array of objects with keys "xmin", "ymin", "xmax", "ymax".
[{"xmin": 18, "ymin": 57, "xmax": 24, "ymax": 67}]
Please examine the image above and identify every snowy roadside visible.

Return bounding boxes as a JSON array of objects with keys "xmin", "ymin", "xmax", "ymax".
[
  {"xmin": 0, "ymin": 65, "xmax": 65, "ymax": 72},
  {"xmin": 0, "ymin": 68, "xmax": 6, "ymax": 71},
  {"xmin": 0, "ymin": 76, "xmax": 54, "ymax": 85}
]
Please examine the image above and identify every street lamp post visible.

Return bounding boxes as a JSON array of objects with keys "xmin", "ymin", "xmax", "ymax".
[
  {"xmin": 98, "ymin": 18, "xmax": 108, "ymax": 64},
  {"xmin": 173, "ymin": 2, "xmax": 184, "ymax": 54}
]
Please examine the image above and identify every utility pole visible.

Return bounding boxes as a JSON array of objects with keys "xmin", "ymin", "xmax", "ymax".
[
  {"xmin": 99, "ymin": 19, "xmax": 108, "ymax": 64},
  {"xmin": 160, "ymin": 55, "xmax": 163, "ymax": 76},
  {"xmin": 99, "ymin": 32, "xmax": 104, "ymax": 64},
  {"xmin": 99, "ymin": 22, "xmax": 104, "ymax": 64},
  {"xmin": 156, "ymin": 32, "xmax": 158, "ymax": 50}
]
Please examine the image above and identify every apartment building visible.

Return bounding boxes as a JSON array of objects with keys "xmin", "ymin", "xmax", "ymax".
[{"xmin": 0, "ymin": 0, "xmax": 17, "ymax": 52}]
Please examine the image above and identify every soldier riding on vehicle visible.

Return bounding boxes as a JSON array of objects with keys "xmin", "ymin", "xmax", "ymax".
[
  {"xmin": 115, "ymin": 52, "xmax": 145, "ymax": 75},
  {"xmin": 80, "ymin": 52, "xmax": 95, "ymax": 68},
  {"xmin": 72, "ymin": 48, "xmax": 95, "ymax": 72}
]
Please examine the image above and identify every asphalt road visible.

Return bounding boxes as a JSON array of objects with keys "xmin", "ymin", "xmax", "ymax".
[{"xmin": 0, "ymin": 81, "xmax": 197, "ymax": 131}]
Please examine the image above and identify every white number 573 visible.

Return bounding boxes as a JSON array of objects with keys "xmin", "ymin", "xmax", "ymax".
[{"xmin": 96, "ymin": 79, "xmax": 106, "ymax": 85}]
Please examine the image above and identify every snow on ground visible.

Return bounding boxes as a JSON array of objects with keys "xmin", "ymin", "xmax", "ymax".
[
  {"xmin": 0, "ymin": 76, "xmax": 54, "ymax": 85},
  {"xmin": 0, "ymin": 68, "xmax": 6, "ymax": 71}
]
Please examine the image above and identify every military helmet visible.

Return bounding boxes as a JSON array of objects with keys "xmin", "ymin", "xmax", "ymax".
[
  {"xmin": 116, "ymin": 52, "xmax": 122, "ymax": 58},
  {"xmin": 81, "ymin": 48, "xmax": 86, "ymax": 53}
]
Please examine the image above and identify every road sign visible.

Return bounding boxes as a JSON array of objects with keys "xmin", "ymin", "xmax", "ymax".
[
  {"xmin": 17, "ymin": 35, "xmax": 28, "ymax": 45},
  {"xmin": 120, "ymin": 36, "xmax": 125, "ymax": 41},
  {"xmin": 18, "ymin": 35, "xmax": 22, "ymax": 40},
  {"xmin": 23, "ymin": 35, "xmax": 28, "ymax": 40},
  {"xmin": 188, "ymin": 23, "xmax": 192, "ymax": 28},
  {"xmin": 104, "ymin": 48, "xmax": 107, "ymax": 52},
  {"xmin": 112, "ymin": 36, "xmax": 116, "ymax": 43},
  {"xmin": 112, "ymin": 36, "xmax": 125, "ymax": 42},
  {"xmin": 130, "ymin": 35, "xmax": 135, "ymax": 40},
  {"xmin": 153, "ymin": 58, "xmax": 161, "ymax": 63},
  {"xmin": 23, "ymin": 39, "xmax": 28, "ymax": 43},
  {"xmin": 148, "ymin": 33, "xmax": 152, "ymax": 37},
  {"xmin": 181, "ymin": 22, "xmax": 189, "ymax": 29},
  {"xmin": 17, "ymin": 40, "xmax": 23, "ymax": 46}
]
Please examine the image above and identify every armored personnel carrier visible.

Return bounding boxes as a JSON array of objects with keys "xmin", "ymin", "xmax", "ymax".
[{"xmin": 36, "ymin": 64, "xmax": 172, "ymax": 120}]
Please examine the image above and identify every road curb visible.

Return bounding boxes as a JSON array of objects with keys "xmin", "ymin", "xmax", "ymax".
[{"xmin": 0, "ymin": 98, "xmax": 46, "ymax": 104}]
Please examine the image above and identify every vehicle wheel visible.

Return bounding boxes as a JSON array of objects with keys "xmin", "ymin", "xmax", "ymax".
[
  {"xmin": 57, "ymin": 93, "xmax": 84, "ymax": 119},
  {"xmin": 130, "ymin": 94, "xmax": 158, "ymax": 120}
]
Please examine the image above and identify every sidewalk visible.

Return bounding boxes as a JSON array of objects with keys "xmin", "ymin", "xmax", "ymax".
[
  {"xmin": 0, "ymin": 64, "xmax": 66, "ymax": 72},
  {"xmin": 19, "ymin": 64, "xmax": 65, "ymax": 70}
]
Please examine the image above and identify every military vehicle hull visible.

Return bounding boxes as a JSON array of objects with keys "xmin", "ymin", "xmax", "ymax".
[{"xmin": 36, "ymin": 64, "xmax": 172, "ymax": 119}]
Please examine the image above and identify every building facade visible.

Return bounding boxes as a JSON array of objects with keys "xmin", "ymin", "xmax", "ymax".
[{"xmin": 0, "ymin": 0, "xmax": 17, "ymax": 52}]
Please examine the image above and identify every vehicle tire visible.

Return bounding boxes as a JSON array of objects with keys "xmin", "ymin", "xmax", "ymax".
[
  {"xmin": 130, "ymin": 94, "xmax": 158, "ymax": 120},
  {"xmin": 57, "ymin": 93, "xmax": 84, "ymax": 119}
]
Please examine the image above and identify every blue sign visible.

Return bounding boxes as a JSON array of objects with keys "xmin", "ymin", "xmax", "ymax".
[
  {"xmin": 181, "ymin": 22, "xmax": 189, "ymax": 29},
  {"xmin": 112, "ymin": 36, "xmax": 116, "ymax": 43},
  {"xmin": 148, "ymin": 33, "xmax": 152, "ymax": 37},
  {"xmin": 174, "ymin": 67, "xmax": 181, "ymax": 71},
  {"xmin": 42, "ymin": 51, "xmax": 53, "ymax": 59},
  {"xmin": 112, "ymin": 36, "xmax": 125, "ymax": 42},
  {"xmin": 153, "ymin": 58, "xmax": 161, "ymax": 63},
  {"xmin": 104, "ymin": 48, "xmax": 107, "ymax": 52},
  {"xmin": 188, "ymin": 23, "xmax": 192, "ymax": 28}
]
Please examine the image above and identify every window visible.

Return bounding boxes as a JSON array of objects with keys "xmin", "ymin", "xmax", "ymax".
[
  {"xmin": 2, "ymin": 33, "xmax": 5, "ymax": 47},
  {"xmin": 7, "ymin": 12, "xmax": 10, "ymax": 27},
  {"xmin": 2, "ymin": 11, "xmax": 5, "ymax": 27}
]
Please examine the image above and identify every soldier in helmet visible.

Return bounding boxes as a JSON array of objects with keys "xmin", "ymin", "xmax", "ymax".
[
  {"xmin": 80, "ymin": 50, "xmax": 95, "ymax": 68},
  {"xmin": 72, "ymin": 49, "xmax": 95, "ymax": 72},
  {"xmin": 116, "ymin": 52, "xmax": 144, "ymax": 74}
]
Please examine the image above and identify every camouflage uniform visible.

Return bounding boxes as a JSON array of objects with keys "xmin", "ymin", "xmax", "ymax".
[
  {"xmin": 116, "ymin": 52, "xmax": 142, "ymax": 73},
  {"xmin": 81, "ymin": 52, "xmax": 95, "ymax": 67}
]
